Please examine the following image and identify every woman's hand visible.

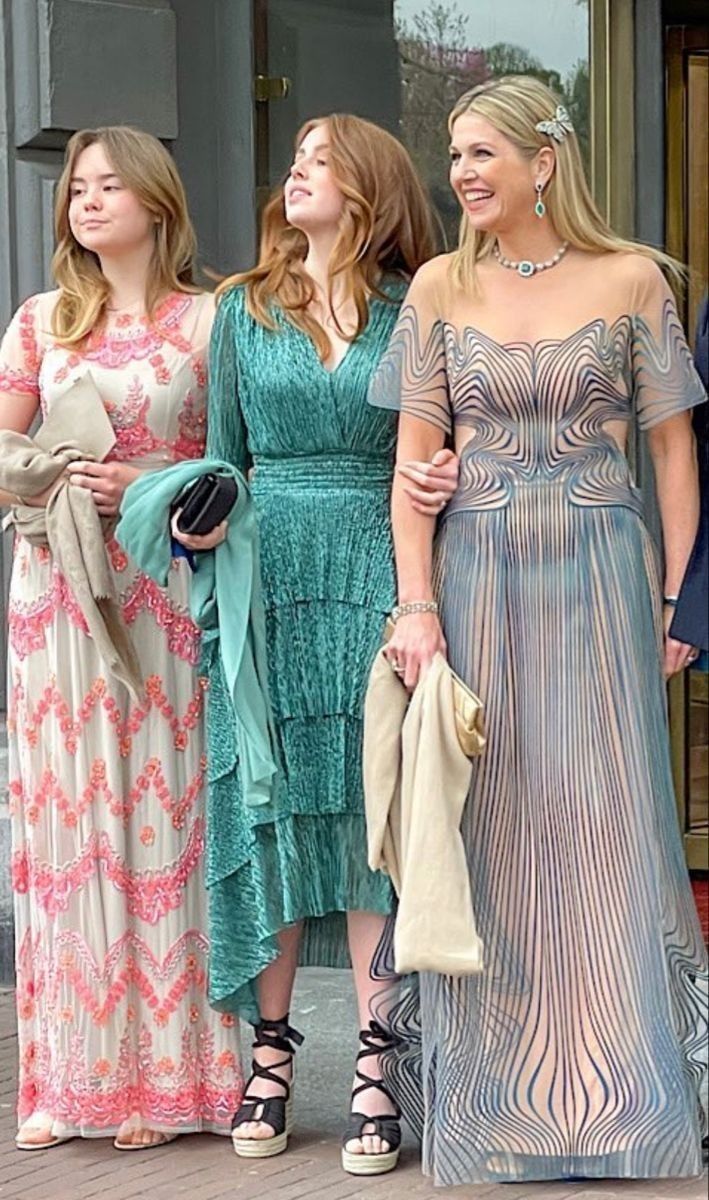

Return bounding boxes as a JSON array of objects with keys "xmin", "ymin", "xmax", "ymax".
[
  {"xmin": 397, "ymin": 447, "xmax": 459, "ymax": 516},
  {"xmin": 67, "ymin": 460, "xmax": 140, "ymax": 517},
  {"xmin": 663, "ymin": 604, "xmax": 699, "ymax": 678},
  {"xmin": 170, "ymin": 510, "xmax": 227, "ymax": 552},
  {"xmin": 384, "ymin": 611, "xmax": 447, "ymax": 692}
]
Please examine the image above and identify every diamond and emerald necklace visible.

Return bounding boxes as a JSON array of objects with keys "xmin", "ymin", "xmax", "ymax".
[{"xmin": 493, "ymin": 240, "xmax": 570, "ymax": 278}]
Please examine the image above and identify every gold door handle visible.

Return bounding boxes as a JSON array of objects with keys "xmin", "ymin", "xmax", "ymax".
[{"xmin": 254, "ymin": 75, "xmax": 292, "ymax": 102}]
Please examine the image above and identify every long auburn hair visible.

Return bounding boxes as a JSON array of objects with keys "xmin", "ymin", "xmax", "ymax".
[
  {"xmin": 448, "ymin": 75, "xmax": 682, "ymax": 292},
  {"xmin": 52, "ymin": 126, "xmax": 199, "ymax": 347},
  {"xmin": 218, "ymin": 114, "xmax": 436, "ymax": 360}
]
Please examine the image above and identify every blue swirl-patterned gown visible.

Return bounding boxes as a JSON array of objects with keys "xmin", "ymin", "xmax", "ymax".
[
  {"xmin": 369, "ymin": 257, "xmax": 708, "ymax": 1185},
  {"xmin": 203, "ymin": 283, "xmax": 404, "ymax": 1022}
]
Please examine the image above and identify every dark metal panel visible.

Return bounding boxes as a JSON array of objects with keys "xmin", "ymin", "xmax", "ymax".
[
  {"xmin": 13, "ymin": 0, "xmax": 177, "ymax": 148},
  {"xmin": 170, "ymin": 0, "xmax": 257, "ymax": 276},
  {"xmin": 265, "ymin": 0, "xmax": 399, "ymax": 184},
  {"xmin": 15, "ymin": 157, "xmax": 61, "ymax": 299}
]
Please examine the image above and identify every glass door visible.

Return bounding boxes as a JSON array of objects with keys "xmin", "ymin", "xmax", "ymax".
[
  {"xmin": 393, "ymin": 0, "xmax": 589, "ymax": 245},
  {"xmin": 252, "ymin": 0, "xmax": 400, "ymax": 204},
  {"xmin": 252, "ymin": 0, "xmax": 591, "ymax": 241}
]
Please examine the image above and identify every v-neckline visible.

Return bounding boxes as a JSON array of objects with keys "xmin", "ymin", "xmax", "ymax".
[
  {"xmin": 319, "ymin": 335, "xmax": 358, "ymax": 377},
  {"xmin": 301, "ymin": 294, "xmax": 383, "ymax": 377}
]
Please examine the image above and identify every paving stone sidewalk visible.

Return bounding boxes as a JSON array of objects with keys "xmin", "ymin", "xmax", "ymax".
[{"xmin": 0, "ymin": 985, "xmax": 706, "ymax": 1200}]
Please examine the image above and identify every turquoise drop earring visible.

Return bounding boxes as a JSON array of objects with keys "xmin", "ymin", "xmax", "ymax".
[{"xmin": 534, "ymin": 181, "xmax": 546, "ymax": 219}]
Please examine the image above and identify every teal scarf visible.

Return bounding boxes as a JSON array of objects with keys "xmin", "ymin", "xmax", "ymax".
[{"xmin": 116, "ymin": 459, "xmax": 277, "ymax": 807}]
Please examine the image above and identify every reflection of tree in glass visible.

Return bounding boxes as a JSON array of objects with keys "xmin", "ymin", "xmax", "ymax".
[{"xmin": 396, "ymin": 0, "xmax": 590, "ymax": 246}]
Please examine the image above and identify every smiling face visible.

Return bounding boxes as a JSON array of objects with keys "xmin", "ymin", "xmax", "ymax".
[
  {"xmin": 284, "ymin": 123, "xmax": 345, "ymax": 235},
  {"xmin": 68, "ymin": 140, "xmax": 156, "ymax": 258},
  {"xmin": 449, "ymin": 112, "xmax": 551, "ymax": 237}
]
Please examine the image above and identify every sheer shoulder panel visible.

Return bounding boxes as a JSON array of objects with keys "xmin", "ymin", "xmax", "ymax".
[
  {"xmin": 188, "ymin": 290, "xmax": 217, "ymax": 351},
  {"xmin": 368, "ymin": 262, "xmax": 451, "ymax": 435},
  {"xmin": 631, "ymin": 263, "xmax": 706, "ymax": 430},
  {"xmin": 206, "ymin": 290, "xmax": 250, "ymax": 473}
]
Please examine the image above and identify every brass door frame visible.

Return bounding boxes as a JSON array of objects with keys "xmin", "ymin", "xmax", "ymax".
[{"xmin": 665, "ymin": 22, "xmax": 709, "ymax": 870}]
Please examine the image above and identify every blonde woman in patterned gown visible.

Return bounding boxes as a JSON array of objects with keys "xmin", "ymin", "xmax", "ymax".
[
  {"xmin": 0, "ymin": 127, "xmax": 242, "ymax": 1150},
  {"xmin": 372, "ymin": 76, "xmax": 708, "ymax": 1185}
]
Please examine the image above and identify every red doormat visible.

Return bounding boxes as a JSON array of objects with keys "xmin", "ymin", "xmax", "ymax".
[{"xmin": 692, "ymin": 876, "xmax": 708, "ymax": 943}]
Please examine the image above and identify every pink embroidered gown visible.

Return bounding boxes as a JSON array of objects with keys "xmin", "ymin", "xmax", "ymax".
[{"xmin": 0, "ymin": 290, "xmax": 243, "ymax": 1137}]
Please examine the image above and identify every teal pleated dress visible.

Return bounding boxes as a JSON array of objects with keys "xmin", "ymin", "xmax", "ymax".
[{"xmin": 204, "ymin": 283, "xmax": 404, "ymax": 1021}]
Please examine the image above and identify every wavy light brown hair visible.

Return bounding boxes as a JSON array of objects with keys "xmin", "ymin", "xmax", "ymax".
[
  {"xmin": 218, "ymin": 114, "xmax": 436, "ymax": 360},
  {"xmin": 52, "ymin": 126, "xmax": 199, "ymax": 347},
  {"xmin": 449, "ymin": 75, "xmax": 681, "ymax": 292}
]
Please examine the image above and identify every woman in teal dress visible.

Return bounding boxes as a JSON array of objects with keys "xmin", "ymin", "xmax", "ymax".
[
  {"xmin": 373, "ymin": 76, "xmax": 707, "ymax": 1187},
  {"xmin": 173, "ymin": 113, "xmax": 456, "ymax": 1174}
]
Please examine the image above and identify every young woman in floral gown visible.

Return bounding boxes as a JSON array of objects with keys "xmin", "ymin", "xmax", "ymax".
[{"xmin": 0, "ymin": 126, "xmax": 242, "ymax": 1151}]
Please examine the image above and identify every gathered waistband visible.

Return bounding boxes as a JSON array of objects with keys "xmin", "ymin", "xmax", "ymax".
[{"xmin": 251, "ymin": 453, "xmax": 393, "ymax": 491}]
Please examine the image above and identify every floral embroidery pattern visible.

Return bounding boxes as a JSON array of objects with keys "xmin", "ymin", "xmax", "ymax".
[
  {"xmin": 52, "ymin": 353, "xmax": 82, "ymax": 386},
  {"xmin": 12, "ymin": 817, "xmax": 206, "ymax": 923},
  {"xmin": 9, "ymin": 755, "xmax": 204, "ymax": 830},
  {"xmin": 8, "ymin": 570, "xmax": 89, "ymax": 657},
  {"xmin": 25, "ymin": 927, "xmax": 212, "ymax": 984},
  {"xmin": 18, "ymin": 297, "xmax": 41, "ymax": 374},
  {"xmin": 121, "ymin": 575, "xmax": 200, "ymax": 664},
  {"xmin": 174, "ymin": 390, "xmax": 207, "ymax": 460},
  {"xmin": 0, "ymin": 365, "xmax": 40, "ymax": 396},
  {"xmin": 15, "ymin": 929, "xmax": 241, "ymax": 1129},
  {"xmin": 81, "ymin": 295, "xmax": 194, "ymax": 369},
  {"xmin": 102, "ymin": 375, "xmax": 206, "ymax": 464},
  {"xmin": 8, "ymin": 564, "xmax": 200, "ymax": 665},
  {"xmin": 18, "ymin": 929, "xmax": 211, "ymax": 1029},
  {"xmin": 16, "ymin": 1024, "xmax": 241, "ymax": 1129},
  {"xmin": 192, "ymin": 354, "xmax": 207, "ymax": 389},
  {"xmin": 13, "ymin": 674, "xmax": 205, "ymax": 756}
]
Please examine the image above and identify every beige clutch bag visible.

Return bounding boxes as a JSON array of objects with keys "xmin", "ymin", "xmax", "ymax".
[
  {"xmin": 383, "ymin": 619, "xmax": 486, "ymax": 757},
  {"xmin": 449, "ymin": 668, "xmax": 486, "ymax": 757}
]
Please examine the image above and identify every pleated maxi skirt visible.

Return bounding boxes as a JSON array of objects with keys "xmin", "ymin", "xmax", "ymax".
[{"xmin": 374, "ymin": 482, "xmax": 708, "ymax": 1185}]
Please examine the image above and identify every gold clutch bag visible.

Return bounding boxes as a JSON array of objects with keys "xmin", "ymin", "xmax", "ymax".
[
  {"xmin": 383, "ymin": 620, "xmax": 486, "ymax": 757},
  {"xmin": 449, "ymin": 669, "xmax": 486, "ymax": 757}
]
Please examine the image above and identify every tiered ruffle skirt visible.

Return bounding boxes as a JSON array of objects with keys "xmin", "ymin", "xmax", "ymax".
[{"xmin": 205, "ymin": 454, "xmax": 395, "ymax": 1021}]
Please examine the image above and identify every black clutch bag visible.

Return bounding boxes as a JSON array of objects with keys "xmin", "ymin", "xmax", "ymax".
[{"xmin": 171, "ymin": 473, "xmax": 238, "ymax": 536}]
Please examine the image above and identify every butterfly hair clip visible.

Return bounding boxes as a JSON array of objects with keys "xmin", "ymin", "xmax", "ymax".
[{"xmin": 534, "ymin": 105, "xmax": 574, "ymax": 143}]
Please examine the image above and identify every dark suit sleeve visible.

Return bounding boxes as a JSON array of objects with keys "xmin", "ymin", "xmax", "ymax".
[{"xmin": 670, "ymin": 295, "xmax": 709, "ymax": 651}]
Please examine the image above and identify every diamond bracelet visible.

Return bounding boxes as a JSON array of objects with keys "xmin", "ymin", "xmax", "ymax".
[{"xmin": 391, "ymin": 601, "xmax": 439, "ymax": 622}]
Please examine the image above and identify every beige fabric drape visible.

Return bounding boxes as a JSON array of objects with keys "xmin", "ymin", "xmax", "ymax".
[
  {"xmin": 363, "ymin": 649, "xmax": 484, "ymax": 976},
  {"xmin": 0, "ymin": 429, "xmax": 142, "ymax": 700}
]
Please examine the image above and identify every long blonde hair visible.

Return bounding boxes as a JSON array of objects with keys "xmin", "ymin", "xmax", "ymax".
[
  {"xmin": 448, "ymin": 76, "xmax": 681, "ymax": 292},
  {"xmin": 218, "ymin": 114, "xmax": 436, "ymax": 361},
  {"xmin": 52, "ymin": 126, "xmax": 199, "ymax": 347}
]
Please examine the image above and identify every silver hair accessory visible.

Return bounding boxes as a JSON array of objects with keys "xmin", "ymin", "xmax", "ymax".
[{"xmin": 535, "ymin": 105, "xmax": 574, "ymax": 143}]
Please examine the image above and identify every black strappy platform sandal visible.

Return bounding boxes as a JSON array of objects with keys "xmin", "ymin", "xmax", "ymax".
[
  {"xmin": 341, "ymin": 1021, "xmax": 401, "ymax": 1176},
  {"xmin": 231, "ymin": 1015, "xmax": 304, "ymax": 1159}
]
